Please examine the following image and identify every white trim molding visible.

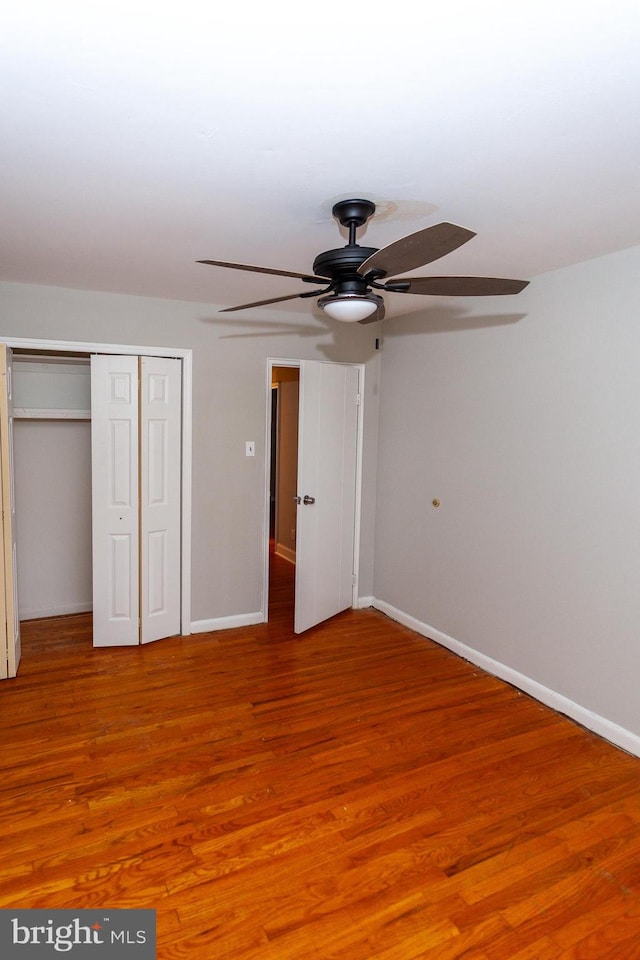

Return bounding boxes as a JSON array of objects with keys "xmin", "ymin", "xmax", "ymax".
[
  {"xmin": 274, "ymin": 543, "xmax": 296, "ymax": 565},
  {"xmin": 21, "ymin": 601, "xmax": 93, "ymax": 621},
  {"xmin": 371, "ymin": 598, "xmax": 640, "ymax": 759},
  {"xmin": 191, "ymin": 612, "xmax": 264, "ymax": 634},
  {"xmin": 356, "ymin": 595, "xmax": 375, "ymax": 609}
]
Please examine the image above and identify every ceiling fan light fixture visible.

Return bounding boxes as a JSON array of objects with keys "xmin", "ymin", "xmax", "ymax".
[{"xmin": 318, "ymin": 293, "xmax": 381, "ymax": 323}]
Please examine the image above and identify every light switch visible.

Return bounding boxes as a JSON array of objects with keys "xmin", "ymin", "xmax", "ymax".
[{"xmin": 245, "ymin": 441, "xmax": 255, "ymax": 457}]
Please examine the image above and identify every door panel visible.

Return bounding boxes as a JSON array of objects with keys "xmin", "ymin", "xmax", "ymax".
[
  {"xmin": 91, "ymin": 355, "xmax": 140, "ymax": 646},
  {"xmin": 140, "ymin": 357, "xmax": 181, "ymax": 644},
  {"xmin": 294, "ymin": 361, "xmax": 360, "ymax": 634},
  {"xmin": 0, "ymin": 344, "xmax": 21, "ymax": 677}
]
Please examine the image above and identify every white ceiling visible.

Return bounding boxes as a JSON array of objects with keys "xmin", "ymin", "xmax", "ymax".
[{"xmin": 1, "ymin": 1, "xmax": 639, "ymax": 320}]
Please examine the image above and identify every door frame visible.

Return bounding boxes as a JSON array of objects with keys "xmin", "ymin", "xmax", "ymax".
[
  {"xmin": 262, "ymin": 358, "xmax": 365, "ymax": 622},
  {"xmin": 0, "ymin": 336, "xmax": 192, "ymax": 636}
]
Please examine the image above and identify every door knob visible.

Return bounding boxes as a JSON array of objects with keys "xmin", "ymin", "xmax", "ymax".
[{"xmin": 303, "ymin": 495, "xmax": 316, "ymax": 505}]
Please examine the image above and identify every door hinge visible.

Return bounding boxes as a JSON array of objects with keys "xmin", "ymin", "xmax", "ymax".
[
  {"xmin": 352, "ymin": 573, "xmax": 357, "ymax": 585},
  {"xmin": 356, "ymin": 393, "xmax": 361, "ymax": 406}
]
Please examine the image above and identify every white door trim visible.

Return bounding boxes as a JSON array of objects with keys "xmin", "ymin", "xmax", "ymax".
[
  {"xmin": 262, "ymin": 357, "xmax": 364, "ymax": 623},
  {"xmin": 0, "ymin": 336, "xmax": 192, "ymax": 636}
]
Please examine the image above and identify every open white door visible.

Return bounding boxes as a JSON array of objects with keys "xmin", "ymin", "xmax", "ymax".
[
  {"xmin": 0, "ymin": 345, "xmax": 21, "ymax": 677},
  {"xmin": 91, "ymin": 355, "xmax": 140, "ymax": 647},
  {"xmin": 140, "ymin": 357, "xmax": 181, "ymax": 644},
  {"xmin": 294, "ymin": 361, "xmax": 360, "ymax": 634}
]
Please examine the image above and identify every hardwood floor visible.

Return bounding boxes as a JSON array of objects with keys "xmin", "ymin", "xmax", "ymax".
[{"xmin": 3, "ymin": 553, "xmax": 640, "ymax": 957}]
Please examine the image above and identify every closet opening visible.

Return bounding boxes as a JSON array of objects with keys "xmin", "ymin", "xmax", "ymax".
[
  {"xmin": 268, "ymin": 366, "xmax": 300, "ymax": 626},
  {"xmin": 0, "ymin": 336, "xmax": 193, "ymax": 676},
  {"xmin": 13, "ymin": 351, "xmax": 92, "ymax": 628}
]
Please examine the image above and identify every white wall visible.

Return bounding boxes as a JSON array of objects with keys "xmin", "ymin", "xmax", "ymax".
[
  {"xmin": 0, "ymin": 281, "xmax": 381, "ymax": 624},
  {"xmin": 373, "ymin": 243, "xmax": 640, "ymax": 744}
]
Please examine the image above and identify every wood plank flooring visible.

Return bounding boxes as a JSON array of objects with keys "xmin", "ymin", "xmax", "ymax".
[{"xmin": 3, "ymin": 553, "xmax": 640, "ymax": 957}]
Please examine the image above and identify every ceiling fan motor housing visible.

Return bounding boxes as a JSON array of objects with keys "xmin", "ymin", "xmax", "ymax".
[{"xmin": 313, "ymin": 245, "xmax": 379, "ymax": 294}]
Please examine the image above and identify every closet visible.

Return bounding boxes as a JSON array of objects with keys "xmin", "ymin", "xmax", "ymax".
[
  {"xmin": 1, "ymin": 346, "xmax": 184, "ymax": 677},
  {"xmin": 13, "ymin": 354, "xmax": 92, "ymax": 623}
]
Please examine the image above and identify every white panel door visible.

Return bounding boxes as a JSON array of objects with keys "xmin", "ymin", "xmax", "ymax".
[
  {"xmin": 91, "ymin": 355, "xmax": 140, "ymax": 647},
  {"xmin": 0, "ymin": 344, "xmax": 21, "ymax": 677},
  {"xmin": 140, "ymin": 357, "xmax": 181, "ymax": 644},
  {"xmin": 294, "ymin": 361, "xmax": 360, "ymax": 634}
]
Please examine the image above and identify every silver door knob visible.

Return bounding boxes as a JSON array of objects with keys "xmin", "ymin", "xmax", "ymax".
[{"xmin": 303, "ymin": 495, "xmax": 316, "ymax": 505}]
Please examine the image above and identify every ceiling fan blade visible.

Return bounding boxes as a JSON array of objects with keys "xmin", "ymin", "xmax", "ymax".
[
  {"xmin": 220, "ymin": 292, "xmax": 305, "ymax": 313},
  {"xmin": 358, "ymin": 300, "xmax": 386, "ymax": 324},
  {"xmin": 397, "ymin": 276, "xmax": 530, "ymax": 297},
  {"xmin": 358, "ymin": 222, "xmax": 476, "ymax": 278},
  {"xmin": 198, "ymin": 259, "xmax": 328, "ymax": 282}
]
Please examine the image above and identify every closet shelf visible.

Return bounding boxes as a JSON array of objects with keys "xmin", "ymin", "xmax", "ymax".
[{"xmin": 14, "ymin": 407, "xmax": 91, "ymax": 421}]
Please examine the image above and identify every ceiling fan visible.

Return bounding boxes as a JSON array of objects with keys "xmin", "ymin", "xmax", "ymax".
[{"xmin": 198, "ymin": 199, "xmax": 529, "ymax": 324}]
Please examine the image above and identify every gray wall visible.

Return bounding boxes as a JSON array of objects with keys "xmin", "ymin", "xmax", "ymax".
[
  {"xmin": 0, "ymin": 281, "xmax": 381, "ymax": 623},
  {"xmin": 14, "ymin": 419, "xmax": 92, "ymax": 619},
  {"xmin": 373, "ymin": 243, "xmax": 640, "ymax": 739},
  {"xmin": 13, "ymin": 359, "xmax": 93, "ymax": 619}
]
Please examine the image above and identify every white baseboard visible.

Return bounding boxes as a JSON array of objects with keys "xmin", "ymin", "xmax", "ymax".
[
  {"xmin": 20, "ymin": 601, "xmax": 92, "ymax": 621},
  {"xmin": 356, "ymin": 595, "xmax": 374, "ymax": 609},
  {"xmin": 371, "ymin": 598, "xmax": 640, "ymax": 759},
  {"xmin": 274, "ymin": 543, "xmax": 296, "ymax": 565},
  {"xmin": 191, "ymin": 611, "xmax": 264, "ymax": 634}
]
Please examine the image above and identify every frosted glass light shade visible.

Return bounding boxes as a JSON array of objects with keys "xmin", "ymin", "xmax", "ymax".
[{"xmin": 320, "ymin": 295, "xmax": 379, "ymax": 323}]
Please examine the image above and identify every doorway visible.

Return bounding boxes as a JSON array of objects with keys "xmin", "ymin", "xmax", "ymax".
[
  {"xmin": 271, "ymin": 366, "xmax": 300, "ymax": 567},
  {"xmin": 263, "ymin": 358, "xmax": 364, "ymax": 634},
  {"xmin": 268, "ymin": 366, "xmax": 300, "ymax": 625}
]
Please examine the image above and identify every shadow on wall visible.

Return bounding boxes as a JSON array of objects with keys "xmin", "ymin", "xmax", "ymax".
[
  {"xmin": 198, "ymin": 302, "xmax": 526, "ymax": 360},
  {"xmin": 378, "ymin": 304, "xmax": 527, "ymax": 337},
  {"xmin": 198, "ymin": 314, "xmax": 380, "ymax": 362}
]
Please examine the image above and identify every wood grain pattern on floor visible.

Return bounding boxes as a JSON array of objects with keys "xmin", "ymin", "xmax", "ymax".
[{"xmin": 2, "ymin": 552, "xmax": 640, "ymax": 958}]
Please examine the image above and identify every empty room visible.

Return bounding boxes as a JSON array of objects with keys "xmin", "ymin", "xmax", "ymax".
[{"xmin": 2, "ymin": 2, "xmax": 640, "ymax": 957}]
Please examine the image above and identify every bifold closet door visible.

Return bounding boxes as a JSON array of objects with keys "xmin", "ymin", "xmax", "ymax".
[
  {"xmin": 91, "ymin": 355, "xmax": 181, "ymax": 647},
  {"xmin": 139, "ymin": 356, "xmax": 181, "ymax": 645},
  {"xmin": 91, "ymin": 355, "xmax": 140, "ymax": 646}
]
